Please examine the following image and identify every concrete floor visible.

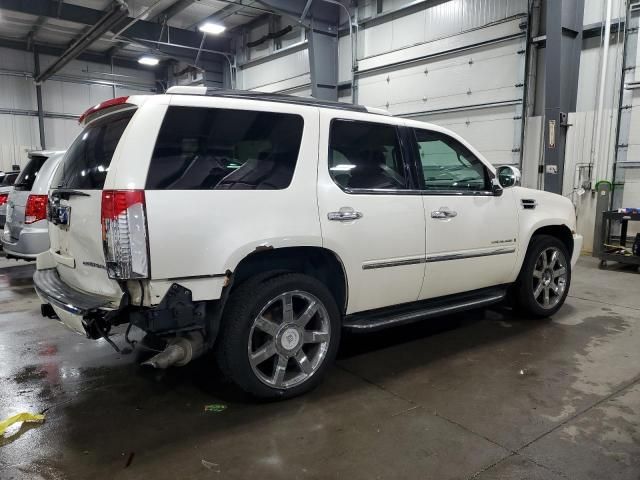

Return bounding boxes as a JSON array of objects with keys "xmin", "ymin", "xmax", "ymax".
[{"xmin": 0, "ymin": 256, "xmax": 639, "ymax": 480}]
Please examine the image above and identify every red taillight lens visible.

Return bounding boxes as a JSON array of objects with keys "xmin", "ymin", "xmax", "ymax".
[
  {"xmin": 101, "ymin": 190, "xmax": 149, "ymax": 279},
  {"xmin": 25, "ymin": 195, "xmax": 48, "ymax": 224},
  {"xmin": 0, "ymin": 193, "xmax": 8, "ymax": 206}
]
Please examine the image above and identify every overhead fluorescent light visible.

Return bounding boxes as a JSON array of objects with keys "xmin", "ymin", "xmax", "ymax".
[
  {"xmin": 138, "ymin": 56, "xmax": 159, "ymax": 66},
  {"xmin": 199, "ymin": 22, "xmax": 226, "ymax": 35}
]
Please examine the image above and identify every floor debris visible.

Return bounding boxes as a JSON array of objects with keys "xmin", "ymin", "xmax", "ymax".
[
  {"xmin": 124, "ymin": 452, "xmax": 135, "ymax": 468},
  {"xmin": 204, "ymin": 404, "xmax": 227, "ymax": 413},
  {"xmin": 201, "ymin": 459, "xmax": 220, "ymax": 472},
  {"xmin": 0, "ymin": 412, "xmax": 45, "ymax": 437}
]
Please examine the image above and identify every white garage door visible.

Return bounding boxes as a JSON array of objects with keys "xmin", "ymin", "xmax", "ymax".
[{"xmin": 356, "ymin": 18, "xmax": 527, "ymax": 166}]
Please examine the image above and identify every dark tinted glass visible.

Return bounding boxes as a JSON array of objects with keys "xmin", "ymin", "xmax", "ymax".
[
  {"xmin": 413, "ymin": 129, "xmax": 489, "ymax": 192},
  {"xmin": 14, "ymin": 157, "xmax": 46, "ymax": 191},
  {"xmin": 328, "ymin": 120, "xmax": 407, "ymax": 190},
  {"xmin": 55, "ymin": 110, "xmax": 134, "ymax": 190},
  {"xmin": 146, "ymin": 106, "xmax": 304, "ymax": 190},
  {"xmin": 0, "ymin": 172, "xmax": 19, "ymax": 187}
]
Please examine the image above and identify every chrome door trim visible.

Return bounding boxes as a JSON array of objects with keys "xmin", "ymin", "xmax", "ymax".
[
  {"xmin": 361, "ymin": 247, "xmax": 516, "ymax": 270},
  {"xmin": 426, "ymin": 247, "xmax": 516, "ymax": 263},
  {"xmin": 362, "ymin": 256, "xmax": 426, "ymax": 270}
]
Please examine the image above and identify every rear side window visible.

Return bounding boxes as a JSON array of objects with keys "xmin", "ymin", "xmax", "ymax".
[
  {"xmin": 328, "ymin": 119, "xmax": 408, "ymax": 190},
  {"xmin": 55, "ymin": 110, "xmax": 135, "ymax": 190},
  {"xmin": 14, "ymin": 157, "xmax": 46, "ymax": 191},
  {"xmin": 146, "ymin": 106, "xmax": 304, "ymax": 190}
]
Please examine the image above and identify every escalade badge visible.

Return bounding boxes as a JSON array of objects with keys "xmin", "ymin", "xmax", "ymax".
[{"xmin": 82, "ymin": 261, "xmax": 107, "ymax": 270}]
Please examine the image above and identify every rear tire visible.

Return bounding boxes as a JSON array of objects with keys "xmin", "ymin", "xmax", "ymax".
[
  {"xmin": 513, "ymin": 235, "xmax": 571, "ymax": 318},
  {"xmin": 216, "ymin": 273, "xmax": 341, "ymax": 400}
]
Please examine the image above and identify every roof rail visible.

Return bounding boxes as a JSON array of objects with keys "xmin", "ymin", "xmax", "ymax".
[{"xmin": 164, "ymin": 87, "xmax": 391, "ymax": 116}]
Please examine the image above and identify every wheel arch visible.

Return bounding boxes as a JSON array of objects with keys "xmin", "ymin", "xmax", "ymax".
[
  {"xmin": 512, "ymin": 221, "xmax": 575, "ymax": 280},
  {"xmin": 231, "ymin": 246, "xmax": 349, "ymax": 314},
  {"xmin": 530, "ymin": 224, "xmax": 574, "ymax": 258}
]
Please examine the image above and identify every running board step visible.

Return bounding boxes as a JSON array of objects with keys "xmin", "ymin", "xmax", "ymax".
[{"xmin": 343, "ymin": 287, "xmax": 507, "ymax": 332}]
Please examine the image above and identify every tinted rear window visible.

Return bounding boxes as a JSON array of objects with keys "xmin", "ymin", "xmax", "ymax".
[
  {"xmin": 0, "ymin": 172, "xmax": 19, "ymax": 187},
  {"xmin": 55, "ymin": 110, "xmax": 134, "ymax": 190},
  {"xmin": 146, "ymin": 106, "xmax": 304, "ymax": 190},
  {"xmin": 14, "ymin": 157, "xmax": 46, "ymax": 191}
]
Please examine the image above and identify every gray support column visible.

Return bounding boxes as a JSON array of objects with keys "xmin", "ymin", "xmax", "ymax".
[
  {"xmin": 256, "ymin": 0, "xmax": 341, "ymax": 101},
  {"xmin": 612, "ymin": 5, "xmax": 639, "ymax": 211},
  {"xmin": 543, "ymin": 0, "xmax": 584, "ymax": 194},
  {"xmin": 33, "ymin": 47, "xmax": 46, "ymax": 149},
  {"xmin": 308, "ymin": 17, "xmax": 339, "ymax": 101},
  {"xmin": 200, "ymin": 60, "xmax": 225, "ymax": 89}
]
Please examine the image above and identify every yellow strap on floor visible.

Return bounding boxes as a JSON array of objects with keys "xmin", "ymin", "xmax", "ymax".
[{"xmin": 0, "ymin": 412, "xmax": 45, "ymax": 436}]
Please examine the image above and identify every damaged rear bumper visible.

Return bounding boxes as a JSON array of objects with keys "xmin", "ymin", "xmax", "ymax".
[
  {"xmin": 34, "ymin": 267, "xmax": 216, "ymax": 342},
  {"xmin": 33, "ymin": 268, "xmax": 121, "ymax": 316}
]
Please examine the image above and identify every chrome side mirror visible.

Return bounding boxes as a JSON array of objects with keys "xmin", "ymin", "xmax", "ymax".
[{"xmin": 497, "ymin": 165, "xmax": 521, "ymax": 188}]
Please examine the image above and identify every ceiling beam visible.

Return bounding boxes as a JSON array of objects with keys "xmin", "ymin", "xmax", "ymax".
[
  {"xmin": 150, "ymin": 0, "xmax": 196, "ymax": 22},
  {"xmin": 186, "ymin": 0, "xmax": 277, "ymax": 30},
  {"xmin": 0, "ymin": 0, "xmax": 233, "ymax": 54},
  {"xmin": 0, "ymin": 36, "xmax": 145, "ymax": 70},
  {"xmin": 35, "ymin": 2, "xmax": 129, "ymax": 83}
]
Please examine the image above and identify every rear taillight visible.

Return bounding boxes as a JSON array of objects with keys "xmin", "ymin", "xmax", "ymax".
[
  {"xmin": 101, "ymin": 190, "xmax": 149, "ymax": 279},
  {"xmin": 0, "ymin": 193, "xmax": 7, "ymax": 206},
  {"xmin": 25, "ymin": 195, "xmax": 48, "ymax": 224}
]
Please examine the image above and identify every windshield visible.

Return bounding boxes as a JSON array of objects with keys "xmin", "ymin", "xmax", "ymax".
[
  {"xmin": 56, "ymin": 109, "xmax": 135, "ymax": 190},
  {"xmin": 14, "ymin": 156, "xmax": 47, "ymax": 191}
]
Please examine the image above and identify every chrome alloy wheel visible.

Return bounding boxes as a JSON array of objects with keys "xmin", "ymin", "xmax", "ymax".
[
  {"xmin": 532, "ymin": 247, "xmax": 568, "ymax": 309},
  {"xmin": 248, "ymin": 291, "xmax": 331, "ymax": 389}
]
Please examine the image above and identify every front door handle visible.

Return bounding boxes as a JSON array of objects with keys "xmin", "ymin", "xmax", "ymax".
[
  {"xmin": 431, "ymin": 208, "xmax": 457, "ymax": 219},
  {"xmin": 328, "ymin": 207, "xmax": 363, "ymax": 221}
]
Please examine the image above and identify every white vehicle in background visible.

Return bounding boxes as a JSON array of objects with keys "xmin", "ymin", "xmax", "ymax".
[
  {"xmin": 0, "ymin": 170, "xmax": 20, "ymax": 228},
  {"xmin": 2, "ymin": 151, "xmax": 65, "ymax": 260},
  {"xmin": 34, "ymin": 89, "xmax": 582, "ymax": 399}
]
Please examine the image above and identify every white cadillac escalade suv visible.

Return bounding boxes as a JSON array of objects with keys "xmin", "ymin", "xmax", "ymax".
[{"xmin": 35, "ymin": 87, "xmax": 582, "ymax": 399}]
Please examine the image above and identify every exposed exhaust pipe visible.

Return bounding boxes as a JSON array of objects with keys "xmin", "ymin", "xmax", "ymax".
[
  {"xmin": 35, "ymin": 2, "xmax": 130, "ymax": 84},
  {"xmin": 141, "ymin": 332, "xmax": 204, "ymax": 369}
]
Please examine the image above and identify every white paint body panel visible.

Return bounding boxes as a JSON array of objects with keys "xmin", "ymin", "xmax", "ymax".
[
  {"xmin": 420, "ymin": 189, "xmax": 519, "ymax": 299},
  {"xmin": 317, "ymin": 109, "xmax": 426, "ymax": 314},
  {"xmin": 37, "ymin": 93, "xmax": 579, "ymax": 316}
]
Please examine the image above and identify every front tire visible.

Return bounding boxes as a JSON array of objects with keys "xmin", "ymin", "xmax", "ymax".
[
  {"xmin": 513, "ymin": 235, "xmax": 571, "ymax": 318},
  {"xmin": 216, "ymin": 273, "xmax": 341, "ymax": 400}
]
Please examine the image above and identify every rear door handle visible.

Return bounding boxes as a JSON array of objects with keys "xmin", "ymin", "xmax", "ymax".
[
  {"xmin": 328, "ymin": 207, "xmax": 363, "ymax": 221},
  {"xmin": 431, "ymin": 209, "xmax": 457, "ymax": 219}
]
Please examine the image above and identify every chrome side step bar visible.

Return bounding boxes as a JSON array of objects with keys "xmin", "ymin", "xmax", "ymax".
[{"xmin": 343, "ymin": 287, "xmax": 507, "ymax": 332}]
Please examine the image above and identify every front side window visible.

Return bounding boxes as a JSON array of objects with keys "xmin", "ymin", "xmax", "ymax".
[
  {"xmin": 146, "ymin": 107, "xmax": 304, "ymax": 190},
  {"xmin": 413, "ymin": 129, "xmax": 490, "ymax": 192},
  {"xmin": 329, "ymin": 119, "xmax": 408, "ymax": 191},
  {"xmin": 56, "ymin": 110, "xmax": 135, "ymax": 190}
]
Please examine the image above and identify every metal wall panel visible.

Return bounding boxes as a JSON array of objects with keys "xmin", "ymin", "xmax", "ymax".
[
  {"xmin": 44, "ymin": 118, "xmax": 81, "ymax": 151},
  {"xmin": 358, "ymin": 38, "xmax": 524, "ymax": 112},
  {"xmin": 0, "ymin": 46, "xmax": 156, "ymax": 167},
  {"xmin": 624, "ymin": 91, "xmax": 640, "ymax": 166},
  {"xmin": 410, "ymin": 105, "xmax": 521, "ymax": 165},
  {"xmin": 0, "ymin": 75, "xmax": 36, "ymax": 110},
  {"xmin": 338, "ymin": 35, "xmax": 352, "ymax": 84},
  {"xmin": 357, "ymin": 0, "xmax": 527, "ymax": 59},
  {"xmin": 357, "ymin": 34, "xmax": 526, "ymax": 164},
  {"xmin": 0, "ymin": 114, "xmax": 39, "ymax": 171},
  {"xmin": 240, "ymin": 48, "xmax": 310, "ymax": 91}
]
